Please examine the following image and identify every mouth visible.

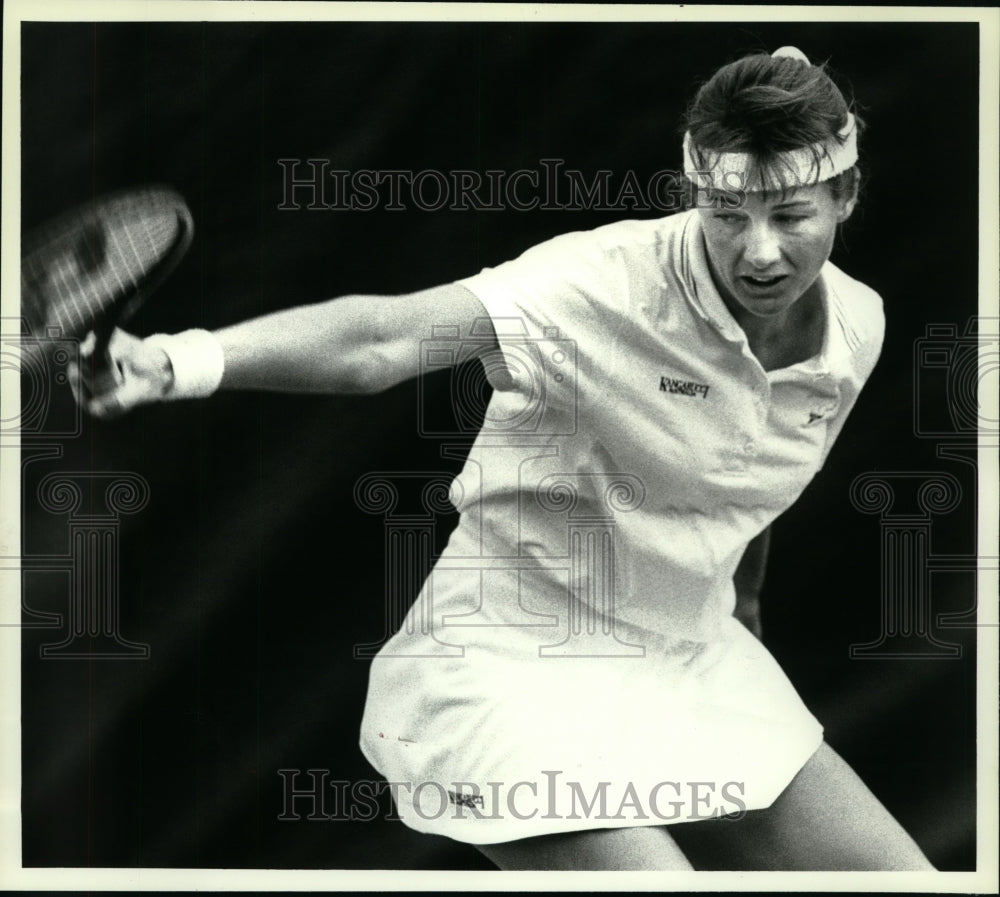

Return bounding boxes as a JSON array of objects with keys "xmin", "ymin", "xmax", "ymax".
[{"xmin": 739, "ymin": 274, "xmax": 788, "ymax": 294}]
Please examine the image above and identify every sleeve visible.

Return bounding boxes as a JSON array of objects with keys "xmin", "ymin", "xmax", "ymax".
[
  {"xmin": 456, "ymin": 229, "xmax": 626, "ymax": 397},
  {"xmin": 819, "ymin": 280, "xmax": 887, "ymax": 466}
]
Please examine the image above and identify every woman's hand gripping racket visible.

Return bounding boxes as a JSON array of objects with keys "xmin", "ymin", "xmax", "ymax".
[{"xmin": 21, "ymin": 186, "xmax": 194, "ymax": 418}]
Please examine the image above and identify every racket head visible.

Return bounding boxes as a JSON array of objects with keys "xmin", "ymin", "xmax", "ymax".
[{"xmin": 20, "ymin": 185, "xmax": 194, "ymax": 343}]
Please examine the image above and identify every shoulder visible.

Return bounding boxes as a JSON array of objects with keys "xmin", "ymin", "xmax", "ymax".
[
  {"xmin": 459, "ymin": 213, "xmax": 689, "ymax": 303},
  {"xmin": 822, "ymin": 261, "xmax": 886, "ymax": 381},
  {"xmin": 556, "ymin": 212, "xmax": 695, "ymax": 295},
  {"xmin": 823, "ymin": 262, "xmax": 885, "ymax": 340},
  {"xmin": 584, "ymin": 210, "xmax": 694, "ymax": 263},
  {"xmin": 514, "ymin": 212, "xmax": 687, "ymax": 263}
]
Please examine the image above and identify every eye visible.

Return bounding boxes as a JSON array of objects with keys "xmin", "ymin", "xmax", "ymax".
[
  {"xmin": 774, "ymin": 214, "xmax": 809, "ymax": 225},
  {"xmin": 713, "ymin": 212, "xmax": 742, "ymax": 224}
]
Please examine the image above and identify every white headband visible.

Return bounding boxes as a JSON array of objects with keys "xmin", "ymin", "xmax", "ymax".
[{"xmin": 683, "ymin": 47, "xmax": 858, "ymax": 191}]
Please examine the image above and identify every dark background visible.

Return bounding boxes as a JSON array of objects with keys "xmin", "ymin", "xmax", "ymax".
[{"xmin": 18, "ymin": 20, "xmax": 981, "ymax": 870}]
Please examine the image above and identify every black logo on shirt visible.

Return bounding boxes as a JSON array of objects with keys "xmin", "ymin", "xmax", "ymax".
[{"xmin": 660, "ymin": 376, "xmax": 710, "ymax": 398}]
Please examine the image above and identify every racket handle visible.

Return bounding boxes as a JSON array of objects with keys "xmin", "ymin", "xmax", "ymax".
[{"xmin": 86, "ymin": 321, "xmax": 125, "ymax": 397}]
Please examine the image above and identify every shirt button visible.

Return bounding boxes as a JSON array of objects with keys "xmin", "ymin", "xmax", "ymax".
[{"xmin": 744, "ymin": 440, "xmax": 757, "ymax": 454}]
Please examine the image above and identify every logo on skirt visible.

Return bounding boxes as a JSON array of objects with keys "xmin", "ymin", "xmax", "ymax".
[{"xmin": 448, "ymin": 788, "xmax": 484, "ymax": 809}]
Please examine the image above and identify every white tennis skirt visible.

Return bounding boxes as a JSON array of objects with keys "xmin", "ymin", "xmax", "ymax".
[{"xmin": 359, "ymin": 591, "xmax": 823, "ymax": 845}]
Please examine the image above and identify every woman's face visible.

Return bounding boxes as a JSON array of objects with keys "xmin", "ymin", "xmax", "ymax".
[{"xmin": 697, "ymin": 181, "xmax": 856, "ymax": 323}]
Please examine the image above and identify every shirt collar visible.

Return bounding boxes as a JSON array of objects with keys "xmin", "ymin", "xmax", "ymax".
[
  {"xmin": 683, "ymin": 210, "xmax": 744, "ymax": 343},
  {"xmin": 681, "ymin": 209, "xmax": 834, "ymax": 375}
]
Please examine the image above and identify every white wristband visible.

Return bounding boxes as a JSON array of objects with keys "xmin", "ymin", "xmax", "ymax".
[{"xmin": 145, "ymin": 329, "xmax": 225, "ymax": 399}]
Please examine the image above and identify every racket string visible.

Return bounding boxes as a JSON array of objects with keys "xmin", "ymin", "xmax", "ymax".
[{"xmin": 21, "ymin": 189, "xmax": 188, "ymax": 341}]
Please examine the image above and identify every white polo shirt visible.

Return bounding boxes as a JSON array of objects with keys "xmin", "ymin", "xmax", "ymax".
[
  {"xmin": 360, "ymin": 208, "xmax": 884, "ymax": 843},
  {"xmin": 447, "ymin": 208, "xmax": 883, "ymax": 640}
]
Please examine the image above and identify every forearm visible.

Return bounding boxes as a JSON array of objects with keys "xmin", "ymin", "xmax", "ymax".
[
  {"xmin": 72, "ymin": 282, "xmax": 488, "ymax": 419},
  {"xmin": 214, "ymin": 294, "xmax": 412, "ymax": 395},
  {"xmin": 734, "ymin": 526, "xmax": 770, "ymax": 601},
  {"xmin": 733, "ymin": 526, "xmax": 770, "ymax": 637}
]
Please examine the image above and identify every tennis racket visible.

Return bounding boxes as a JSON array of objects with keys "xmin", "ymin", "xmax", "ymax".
[{"xmin": 20, "ymin": 185, "xmax": 194, "ymax": 392}]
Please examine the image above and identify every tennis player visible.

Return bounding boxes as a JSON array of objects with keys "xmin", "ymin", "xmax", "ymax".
[{"xmin": 72, "ymin": 48, "xmax": 935, "ymax": 871}]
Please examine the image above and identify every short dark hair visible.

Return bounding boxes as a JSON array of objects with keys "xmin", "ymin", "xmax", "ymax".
[{"xmin": 682, "ymin": 52, "xmax": 864, "ymax": 198}]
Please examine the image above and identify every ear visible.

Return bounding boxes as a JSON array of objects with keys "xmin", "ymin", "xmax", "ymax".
[
  {"xmin": 836, "ymin": 174, "xmax": 860, "ymax": 223},
  {"xmin": 837, "ymin": 196, "xmax": 857, "ymax": 222}
]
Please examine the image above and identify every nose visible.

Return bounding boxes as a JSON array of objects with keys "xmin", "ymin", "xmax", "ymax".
[{"xmin": 742, "ymin": 221, "xmax": 782, "ymax": 269}]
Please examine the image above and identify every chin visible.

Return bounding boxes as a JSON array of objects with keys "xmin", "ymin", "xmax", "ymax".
[
  {"xmin": 736, "ymin": 292, "xmax": 791, "ymax": 312},
  {"xmin": 744, "ymin": 302, "xmax": 789, "ymax": 318}
]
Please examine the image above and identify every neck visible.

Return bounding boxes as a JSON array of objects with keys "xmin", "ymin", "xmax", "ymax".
[
  {"xmin": 727, "ymin": 298, "xmax": 798, "ymax": 345},
  {"xmin": 725, "ymin": 281, "xmax": 825, "ymax": 371}
]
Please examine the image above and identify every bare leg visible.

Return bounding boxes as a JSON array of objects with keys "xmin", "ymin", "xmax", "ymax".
[
  {"xmin": 671, "ymin": 741, "xmax": 935, "ymax": 871},
  {"xmin": 477, "ymin": 743, "xmax": 933, "ymax": 871},
  {"xmin": 476, "ymin": 824, "xmax": 694, "ymax": 871}
]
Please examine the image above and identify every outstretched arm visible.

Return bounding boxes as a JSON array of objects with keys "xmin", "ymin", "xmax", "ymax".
[{"xmin": 71, "ymin": 282, "xmax": 493, "ymax": 418}]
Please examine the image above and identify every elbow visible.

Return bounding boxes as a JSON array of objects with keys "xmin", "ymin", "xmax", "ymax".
[
  {"xmin": 344, "ymin": 343, "xmax": 414, "ymax": 395},
  {"xmin": 352, "ymin": 369, "xmax": 392, "ymax": 395},
  {"xmin": 338, "ymin": 360, "xmax": 386, "ymax": 395}
]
